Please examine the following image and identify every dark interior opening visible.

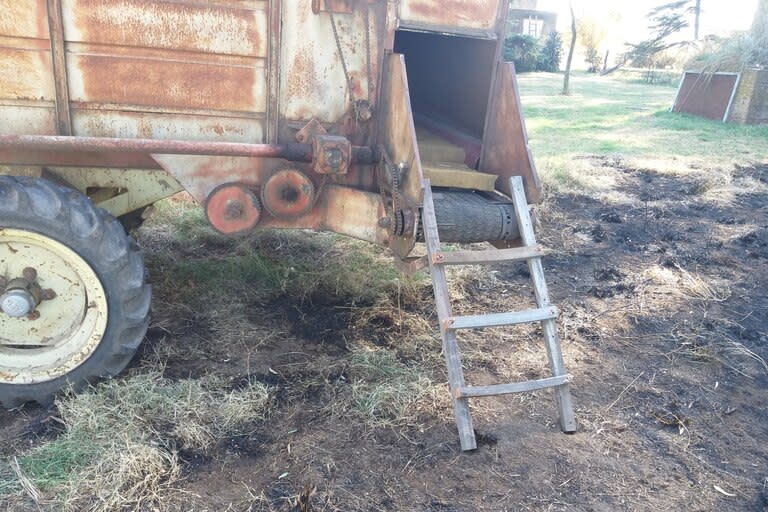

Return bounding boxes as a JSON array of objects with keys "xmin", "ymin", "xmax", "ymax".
[{"xmin": 393, "ymin": 30, "xmax": 497, "ymax": 139}]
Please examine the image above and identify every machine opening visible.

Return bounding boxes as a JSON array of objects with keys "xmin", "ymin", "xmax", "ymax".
[{"xmin": 394, "ymin": 30, "xmax": 497, "ymax": 169}]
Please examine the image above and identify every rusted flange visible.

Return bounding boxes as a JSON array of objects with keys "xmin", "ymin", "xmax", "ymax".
[
  {"xmin": 261, "ymin": 169, "xmax": 315, "ymax": 219},
  {"xmin": 205, "ymin": 183, "xmax": 262, "ymax": 236}
]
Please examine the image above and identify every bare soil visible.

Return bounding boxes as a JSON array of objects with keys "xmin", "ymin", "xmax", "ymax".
[{"xmin": 2, "ymin": 161, "xmax": 767, "ymax": 511}]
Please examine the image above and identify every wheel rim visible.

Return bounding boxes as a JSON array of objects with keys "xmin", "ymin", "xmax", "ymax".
[{"xmin": 0, "ymin": 228, "xmax": 108, "ymax": 385}]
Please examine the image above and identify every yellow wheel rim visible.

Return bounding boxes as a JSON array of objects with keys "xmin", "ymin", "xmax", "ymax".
[{"xmin": 0, "ymin": 228, "xmax": 108, "ymax": 384}]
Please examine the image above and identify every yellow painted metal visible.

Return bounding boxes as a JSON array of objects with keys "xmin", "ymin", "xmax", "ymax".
[
  {"xmin": 0, "ymin": 228, "xmax": 108, "ymax": 385},
  {"xmin": 49, "ymin": 167, "xmax": 184, "ymax": 217}
]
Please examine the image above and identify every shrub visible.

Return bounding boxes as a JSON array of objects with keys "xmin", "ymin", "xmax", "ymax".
[
  {"xmin": 504, "ymin": 34, "xmax": 541, "ymax": 72},
  {"xmin": 539, "ymin": 31, "xmax": 563, "ymax": 72}
]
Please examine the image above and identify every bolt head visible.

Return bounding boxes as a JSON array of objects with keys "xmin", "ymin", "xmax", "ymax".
[
  {"xmin": 224, "ymin": 199, "xmax": 244, "ymax": 220},
  {"xmin": 324, "ymin": 148, "xmax": 344, "ymax": 170},
  {"xmin": 1, "ymin": 289, "xmax": 36, "ymax": 318}
]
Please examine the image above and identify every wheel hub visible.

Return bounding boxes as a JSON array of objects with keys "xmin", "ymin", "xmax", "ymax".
[
  {"xmin": 0, "ymin": 287, "xmax": 37, "ymax": 318},
  {"xmin": 0, "ymin": 228, "xmax": 108, "ymax": 384}
]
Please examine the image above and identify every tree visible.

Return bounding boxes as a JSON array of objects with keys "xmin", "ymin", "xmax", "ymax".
[
  {"xmin": 694, "ymin": 0, "xmax": 701, "ymax": 40},
  {"xmin": 539, "ymin": 31, "xmax": 563, "ymax": 72},
  {"xmin": 577, "ymin": 17, "xmax": 607, "ymax": 72},
  {"xmin": 562, "ymin": 3, "xmax": 577, "ymax": 95},
  {"xmin": 626, "ymin": 1, "xmax": 693, "ymax": 83}
]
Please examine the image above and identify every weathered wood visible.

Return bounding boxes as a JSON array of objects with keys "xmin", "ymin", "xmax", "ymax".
[
  {"xmin": 457, "ymin": 375, "xmax": 570, "ymax": 399},
  {"xmin": 432, "ymin": 245, "xmax": 544, "ymax": 266},
  {"xmin": 509, "ymin": 176, "xmax": 577, "ymax": 433},
  {"xmin": 446, "ymin": 307, "xmax": 558, "ymax": 331},
  {"xmin": 422, "ymin": 162, "xmax": 497, "ymax": 191},
  {"xmin": 423, "ymin": 180, "xmax": 477, "ymax": 451}
]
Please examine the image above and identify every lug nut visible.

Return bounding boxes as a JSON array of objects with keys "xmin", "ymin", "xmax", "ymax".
[
  {"xmin": 27, "ymin": 310, "xmax": 40, "ymax": 321},
  {"xmin": 22, "ymin": 267, "xmax": 37, "ymax": 282},
  {"xmin": 41, "ymin": 289, "xmax": 57, "ymax": 301}
]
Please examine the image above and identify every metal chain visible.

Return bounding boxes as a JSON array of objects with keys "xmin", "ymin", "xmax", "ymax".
[
  {"xmin": 325, "ymin": 1, "xmax": 374, "ymax": 112},
  {"xmin": 363, "ymin": 1, "xmax": 374, "ymax": 100},
  {"xmin": 326, "ymin": 0, "xmax": 356, "ymax": 111}
]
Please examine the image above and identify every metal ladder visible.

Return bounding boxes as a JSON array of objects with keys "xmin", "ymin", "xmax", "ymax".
[{"xmin": 422, "ymin": 176, "xmax": 577, "ymax": 451}]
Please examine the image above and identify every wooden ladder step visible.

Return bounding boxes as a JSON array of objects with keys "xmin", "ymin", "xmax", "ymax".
[
  {"xmin": 445, "ymin": 306, "xmax": 558, "ymax": 330},
  {"xmin": 432, "ymin": 245, "xmax": 544, "ymax": 266},
  {"xmin": 456, "ymin": 375, "xmax": 570, "ymax": 398},
  {"xmin": 422, "ymin": 162, "xmax": 498, "ymax": 191}
]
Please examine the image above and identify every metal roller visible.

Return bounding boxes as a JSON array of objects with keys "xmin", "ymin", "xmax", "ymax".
[{"xmin": 418, "ymin": 190, "xmax": 520, "ymax": 244}]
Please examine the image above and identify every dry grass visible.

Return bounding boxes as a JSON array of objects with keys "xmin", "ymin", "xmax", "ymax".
[{"xmin": 4, "ymin": 373, "xmax": 271, "ymax": 511}]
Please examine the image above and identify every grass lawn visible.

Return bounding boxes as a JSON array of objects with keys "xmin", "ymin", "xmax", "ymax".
[{"xmin": 518, "ymin": 72, "xmax": 768, "ymax": 195}]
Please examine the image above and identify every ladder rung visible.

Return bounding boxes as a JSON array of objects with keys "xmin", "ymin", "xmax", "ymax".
[
  {"xmin": 456, "ymin": 375, "xmax": 570, "ymax": 399},
  {"xmin": 445, "ymin": 306, "xmax": 558, "ymax": 330},
  {"xmin": 432, "ymin": 245, "xmax": 544, "ymax": 266}
]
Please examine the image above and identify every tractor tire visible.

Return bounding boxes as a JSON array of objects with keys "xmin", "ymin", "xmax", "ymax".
[{"xmin": 0, "ymin": 176, "xmax": 151, "ymax": 408}]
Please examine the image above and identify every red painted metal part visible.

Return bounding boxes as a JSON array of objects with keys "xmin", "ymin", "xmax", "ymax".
[
  {"xmin": 261, "ymin": 169, "xmax": 315, "ymax": 219},
  {"xmin": 205, "ymin": 183, "xmax": 262, "ymax": 236},
  {"xmin": 0, "ymin": 135, "xmax": 375, "ymax": 164}
]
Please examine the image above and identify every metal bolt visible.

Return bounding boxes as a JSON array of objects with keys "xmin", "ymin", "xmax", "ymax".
[
  {"xmin": 22, "ymin": 267, "xmax": 37, "ymax": 282},
  {"xmin": 41, "ymin": 289, "xmax": 57, "ymax": 301},
  {"xmin": 356, "ymin": 100, "xmax": 373, "ymax": 122},
  {"xmin": 224, "ymin": 200, "xmax": 244, "ymax": 220},
  {"xmin": 324, "ymin": 148, "xmax": 344, "ymax": 170},
  {"xmin": 27, "ymin": 310, "xmax": 40, "ymax": 321}
]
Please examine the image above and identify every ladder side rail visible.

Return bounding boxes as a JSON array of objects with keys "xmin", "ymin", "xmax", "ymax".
[
  {"xmin": 509, "ymin": 177, "xmax": 577, "ymax": 433},
  {"xmin": 422, "ymin": 180, "xmax": 477, "ymax": 450}
]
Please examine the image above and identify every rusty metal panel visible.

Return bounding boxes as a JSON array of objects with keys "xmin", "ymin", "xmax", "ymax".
[
  {"xmin": 61, "ymin": 0, "xmax": 268, "ymax": 142},
  {"xmin": 66, "ymin": 45, "xmax": 267, "ymax": 113},
  {"xmin": 72, "ymin": 110, "xmax": 265, "ymax": 142},
  {"xmin": 0, "ymin": 1, "xmax": 50, "ymax": 39},
  {"xmin": 399, "ymin": 0, "xmax": 500, "ymax": 32},
  {"xmin": 61, "ymin": 0, "xmax": 268, "ymax": 57},
  {"xmin": 0, "ymin": 43, "xmax": 56, "ymax": 102},
  {"xmin": 376, "ymin": 53, "xmax": 424, "ymax": 258},
  {"xmin": 479, "ymin": 62, "xmax": 541, "ymax": 203},
  {"xmin": 673, "ymin": 71, "xmax": 738, "ymax": 121},
  {"xmin": 0, "ymin": 107, "xmax": 57, "ymax": 136},
  {"xmin": 279, "ymin": 0, "xmax": 384, "ymax": 128},
  {"xmin": 0, "ymin": 2, "xmax": 57, "ymax": 136}
]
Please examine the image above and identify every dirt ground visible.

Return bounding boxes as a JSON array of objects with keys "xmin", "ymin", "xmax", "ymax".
[{"xmin": 2, "ymin": 161, "xmax": 768, "ymax": 511}]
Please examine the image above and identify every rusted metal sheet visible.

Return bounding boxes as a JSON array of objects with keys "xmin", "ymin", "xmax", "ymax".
[
  {"xmin": 61, "ymin": 0, "xmax": 268, "ymax": 57},
  {"xmin": 672, "ymin": 71, "xmax": 739, "ymax": 122},
  {"xmin": 72, "ymin": 110, "xmax": 265, "ymax": 142},
  {"xmin": 398, "ymin": 0, "xmax": 500, "ymax": 33},
  {"xmin": 0, "ymin": 107, "xmax": 56, "ymax": 136},
  {"xmin": 377, "ymin": 53, "xmax": 424, "ymax": 258},
  {"xmin": 479, "ymin": 62, "xmax": 541, "ymax": 203},
  {"xmin": 67, "ymin": 49, "xmax": 267, "ymax": 113},
  {"xmin": 0, "ymin": 1, "xmax": 50, "ymax": 39},
  {"xmin": 279, "ymin": 0, "xmax": 384, "ymax": 132},
  {"xmin": 0, "ymin": 2, "xmax": 56, "ymax": 137},
  {"xmin": 0, "ymin": 41, "xmax": 55, "ymax": 102},
  {"xmin": 259, "ymin": 185, "xmax": 389, "ymax": 245},
  {"xmin": 61, "ymin": 0, "xmax": 269, "ymax": 142}
]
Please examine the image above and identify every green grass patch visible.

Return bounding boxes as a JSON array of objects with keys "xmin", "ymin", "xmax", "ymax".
[{"xmin": 517, "ymin": 72, "xmax": 768, "ymax": 174}]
